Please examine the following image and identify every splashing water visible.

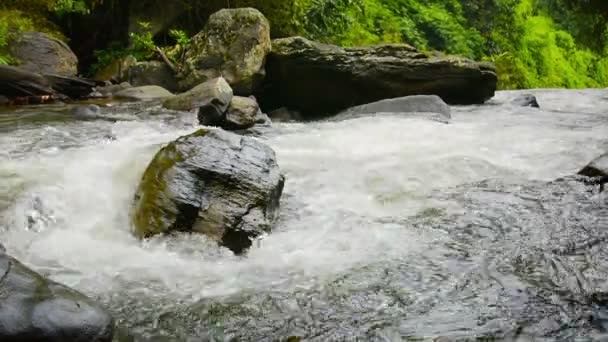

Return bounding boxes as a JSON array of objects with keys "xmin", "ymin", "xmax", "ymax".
[{"xmin": 1, "ymin": 90, "xmax": 607, "ymax": 340}]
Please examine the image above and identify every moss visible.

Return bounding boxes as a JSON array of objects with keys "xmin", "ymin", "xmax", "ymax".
[{"xmin": 132, "ymin": 129, "xmax": 209, "ymax": 238}]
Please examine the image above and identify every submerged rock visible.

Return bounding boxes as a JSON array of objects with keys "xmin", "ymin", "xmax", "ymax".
[
  {"xmin": 334, "ymin": 95, "xmax": 451, "ymax": 122},
  {"xmin": 131, "ymin": 129, "xmax": 285, "ymax": 254},
  {"xmin": 113, "ymin": 85, "xmax": 173, "ymax": 101},
  {"xmin": 257, "ymin": 36, "xmax": 497, "ymax": 118},
  {"xmin": 0, "ymin": 251, "xmax": 114, "ymax": 341},
  {"xmin": 163, "ymin": 77, "xmax": 233, "ymax": 112},
  {"xmin": 578, "ymin": 153, "xmax": 608, "ymax": 191},
  {"xmin": 178, "ymin": 8, "xmax": 271, "ymax": 94},
  {"xmin": 8, "ymin": 31, "xmax": 78, "ymax": 77},
  {"xmin": 71, "ymin": 104, "xmax": 101, "ymax": 119},
  {"xmin": 511, "ymin": 94, "xmax": 540, "ymax": 108}
]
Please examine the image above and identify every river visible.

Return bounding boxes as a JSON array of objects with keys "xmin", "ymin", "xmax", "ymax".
[{"xmin": 1, "ymin": 89, "xmax": 607, "ymax": 340}]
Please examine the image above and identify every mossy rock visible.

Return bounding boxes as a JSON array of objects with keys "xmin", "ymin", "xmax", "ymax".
[
  {"xmin": 178, "ymin": 8, "xmax": 271, "ymax": 95},
  {"xmin": 131, "ymin": 128, "xmax": 285, "ymax": 254}
]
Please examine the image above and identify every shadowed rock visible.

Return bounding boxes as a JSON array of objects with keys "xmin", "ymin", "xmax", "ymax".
[
  {"xmin": 0, "ymin": 250, "xmax": 114, "ymax": 341},
  {"xmin": 257, "ymin": 36, "xmax": 497, "ymax": 118},
  {"xmin": 131, "ymin": 129, "xmax": 284, "ymax": 254}
]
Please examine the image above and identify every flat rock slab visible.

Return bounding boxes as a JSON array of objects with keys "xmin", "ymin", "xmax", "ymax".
[
  {"xmin": 333, "ymin": 95, "xmax": 451, "ymax": 123},
  {"xmin": 257, "ymin": 36, "xmax": 496, "ymax": 118}
]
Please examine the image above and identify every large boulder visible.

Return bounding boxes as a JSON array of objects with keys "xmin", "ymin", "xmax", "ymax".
[
  {"xmin": 163, "ymin": 77, "xmax": 233, "ymax": 112},
  {"xmin": 131, "ymin": 129, "xmax": 285, "ymax": 254},
  {"xmin": 334, "ymin": 95, "xmax": 451, "ymax": 122},
  {"xmin": 199, "ymin": 95, "xmax": 269, "ymax": 130},
  {"xmin": 0, "ymin": 251, "xmax": 114, "ymax": 341},
  {"xmin": 257, "ymin": 36, "xmax": 497, "ymax": 118},
  {"xmin": 113, "ymin": 85, "xmax": 173, "ymax": 101},
  {"xmin": 177, "ymin": 8, "xmax": 271, "ymax": 95},
  {"xmin": 127, "ymin": 61, "xmax": 177, "ymax": 92},
  {"xmin": 8, "ymin": 31, "xmax": 78, "ymax": 77}
]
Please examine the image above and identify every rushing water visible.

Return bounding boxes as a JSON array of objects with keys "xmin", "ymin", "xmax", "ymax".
[{"xmin": 1, "ymin": 89, "xmax": 607, "ymax": 340}]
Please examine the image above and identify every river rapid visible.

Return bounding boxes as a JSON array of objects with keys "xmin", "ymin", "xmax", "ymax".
[{"xmin": 1, "ymin": 89, "xmax": 607, "ymax": 340}]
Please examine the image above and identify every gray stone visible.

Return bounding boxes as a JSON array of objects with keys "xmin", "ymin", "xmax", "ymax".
[
  {"xmin": 8, "ymin": 31, "xmax": 78, "ymax": 77},
  {"xmin": 268, "ymin": 107, "xmax": 303, "ymax": 122},
  {"xmin": 131, "ymin": 129, "xmax": 285, "ymax": 254},
  {"xmin": 579, "ymin": 153, "xmax": 608, "ymax": 178},
  {"xmin": 71, "ymin": 104, "xmax": 101, "ymax": 119},
  {"xmin": 0, "ymin": 251, "xmax": 114, "ymax": 341},
  {"xmin": 164, "ymin": 77, "xmax": 233, "ymax": 112},
  {"xmin": 511, "ymin": 94, "xmax": 540, "ymax": 108},
  {"xmin": 334, "ymin": 95, "xmax": 451, "ymax": 123},
  {"xmin": 200, "ymin": 95, "xmax": 269, "ymax": 130},
  {"xmin": 113, "ymin": 85, "xmax": 173, "ymax": 101},
  {"xmin": 128, "ymin": 61, "xmax": 177, "ymax": 92},
  {"xmin": 178, "ymin": 8, "xmax": 271, "ymax": 95},
  {"xmin": 257, "ymin": 36, "xmax": 497, "ymax": 118}
]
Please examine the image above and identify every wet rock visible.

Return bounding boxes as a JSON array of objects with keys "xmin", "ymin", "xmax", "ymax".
[
  {"xmin": 224, "ymin": 96, "xmax": 269, "ymax": 129},
  {"xmin": 131, "ymin": 129, "xmax": 285, "ymax": 254},
  {"xmin": 268, "ymin": 107, "xmax": 303, "ymax": 122},
  {"xmin": 257, "ymin": 36, "xmax": 497, "ymax": 118},
  {"xmin": 511, "ymin": 94, "xmax": 540, "ymax": 108},
  {"xmin": 178, "ymin": 8, "xmax": 271, "ymax": 95},
  {"xmin": 113, "ymin": 85, "xmax": 173, "ymax": 101},
  {"xmin": 0, "ymin": 251, "xmax": 114, "ymax": 341},
  {"xmin": 578, "ymin": 153, "xmax": 608, "ymax": 191},
  {"xmin": 71, "ymin": 105, "xmax": 101, "ymax": 119},
  {"xmin": 128, "ymin": 61, "xmax": 177, "ymax": 92},
  {"xmin": 0, "ymin": 95, "xmax": 9, "ymax": 106},
  {"xmin": 163, "ymin": 77, "xmax": 232, "ymax": 112},
  {"xmin": 334, "ymin": 95, "xmax": 451, "ymax": 122},
  {"xmin": 8, "ymin": 31, "xmax": 78, "ymax": 77},
  {"xmin": 0, "ymin": 65, "xmax": 55, "ymax": 98},
  {"xmin": 579, "ymin": 153, "xmax": 608, "ymax": 178},
  {"xmin": 199, "ymin": 95, "xmax": 269, "ymax": 130}
]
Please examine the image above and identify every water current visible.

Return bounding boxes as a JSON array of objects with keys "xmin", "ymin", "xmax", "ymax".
[{"xmin": 0, "ymin": 89, "xmax": 607, "ymax": 340}]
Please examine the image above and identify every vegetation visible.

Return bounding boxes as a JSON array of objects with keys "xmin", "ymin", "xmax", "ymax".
[{"xmin": 0, "ymin": 0, "xmax": 606, "ymax": 88}]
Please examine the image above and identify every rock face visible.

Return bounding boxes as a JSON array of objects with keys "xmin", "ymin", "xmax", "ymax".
[
  {"xmin": 0, "ymin": 251, "xmax": 114, "ymax": 341},
  {"xmin": 335, "ymin": 95, "xmax": 451, "ymax": 122},
  {"xmin": 131, "ymin": 129, "xmax": 285, "ymax": 254},
  {"xmin": 8, "ymin": 31, "xmax": 79, "ymax": 77},
  {"xmin": 163, "ymin": 77, "xmax": 232, "ymax": 112},
  {"xmin": 579, "ymin": 153, "xmax": 608, "ymax": 178},
  {"xmin": 257, "ymin": 36, "xmax": 497, "ymax": 117},
  {"xmin": 113, "ymin": 85, "xmax": 173, "ymax": 101},
  {"xmin": 178, "ymin": 8, "xmax": 271, "ymax": 95},
  {"xmin": 511, "ymin": 94, "xmax": 540, "ymax": 108},
  {"xmin": 128, "ymin": 61, "xmax": 177, "ymax": 92}
]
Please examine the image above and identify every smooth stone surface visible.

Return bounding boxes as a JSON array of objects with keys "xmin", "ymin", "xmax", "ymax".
[
  {"xmin": 257, "ymin": 36, "xmax": 497, "ymax": 118},
  {"xmin": 113, "ymin": 85, "xmax": 173, "ymax": 101},
  {"xmin": 8, "ymin": 31, "xmax": 79, "ymax": 77},
  {"xmin": 0, "ymin": 252, "xmax": 114, "ymax": 341},
  {"xmin": 334, "ymin": 95, "xmax": 451, "ymax": 123},
  {"xmin": 164, "ymin": 77, "xmax": 233, "ymax": 112},
  {"xmin": 511, "ymin": 94, "xmax": 540, "ymax": 108},
  {"xmin": 177, "ymin": 8, "xmax": 271, "ymax": 95},
  {"xmin": 131, "ymin": 128, "xmax": 285, "ymax": 254}
]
